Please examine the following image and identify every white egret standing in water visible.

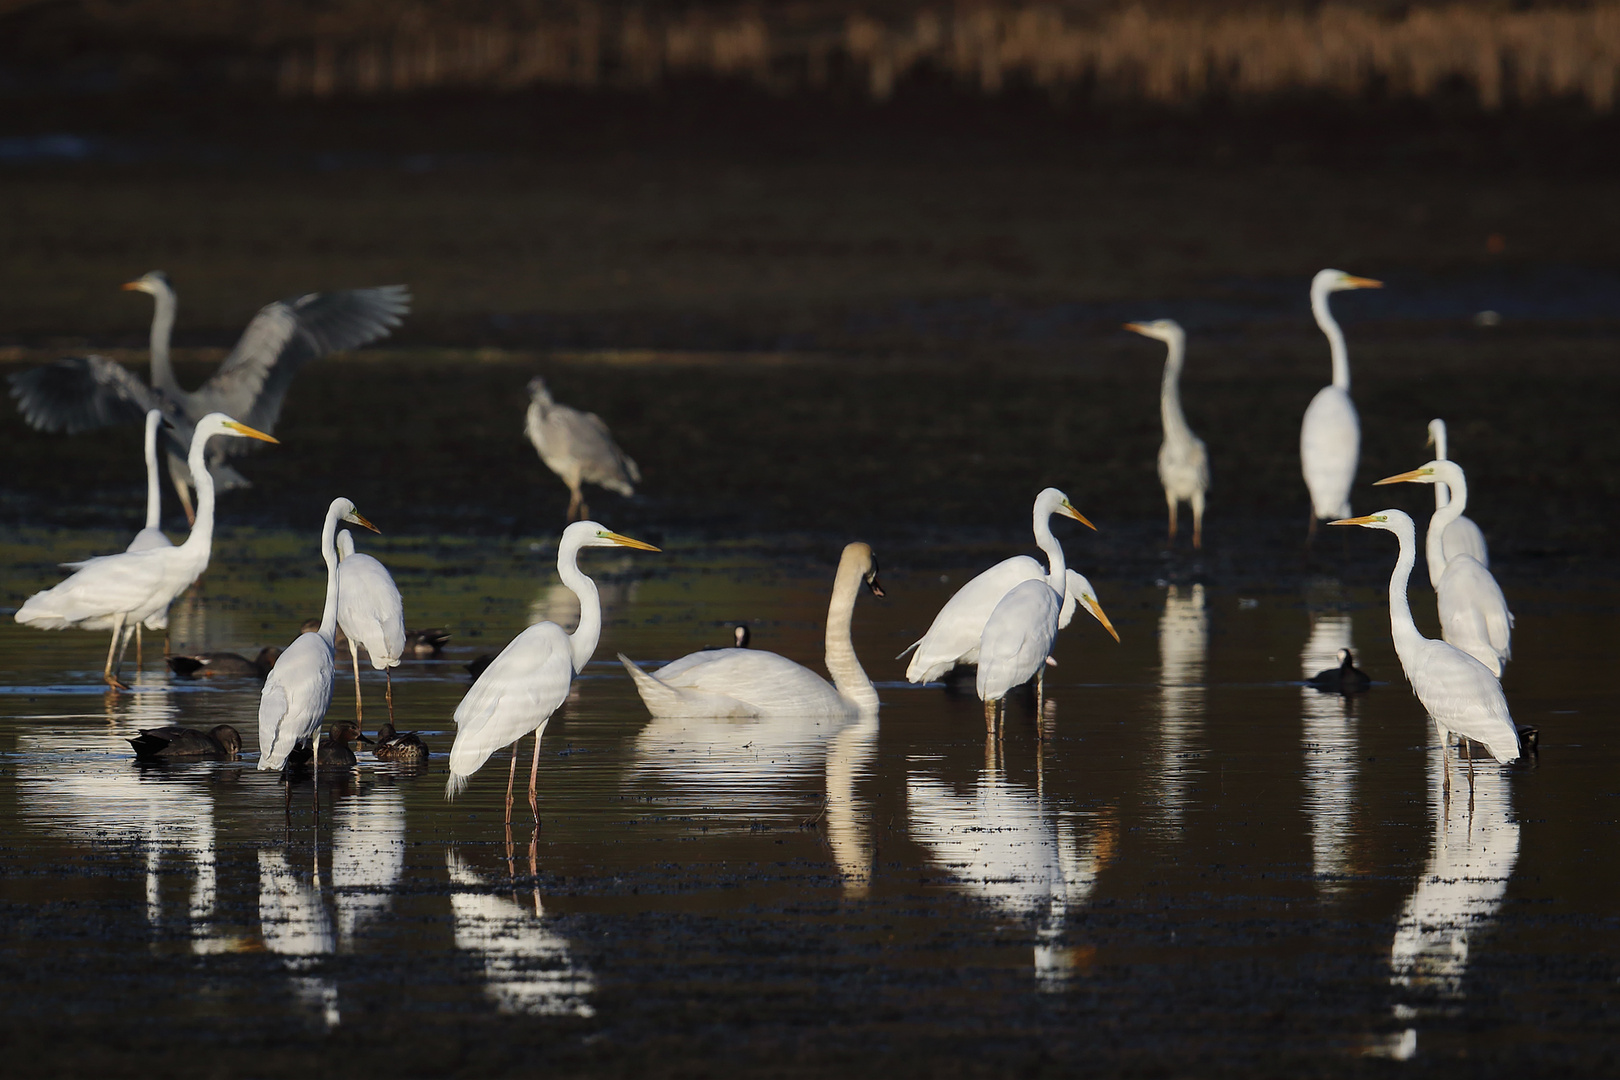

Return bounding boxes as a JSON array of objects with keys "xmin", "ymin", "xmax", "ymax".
[
  {"xmin": 1125, "ymin": 320, "xmax": 1209, "ymax": 548},
  {"xmin": 1375, "ymin": 462, "xmax": 1513, "ymax": 676},
  {"xmin": 258, "ymin": 498, "xmax": 380, "ymax": 787},
  {"xmin": 1300, "ymin": 269, "xmax": 1381, "ymax": 532},
  {"xmin": 447, "ymin": 522, "xmax": 660, "ymax": 827},
  {"xmin": 15, "ymin": 413, "xmax": 278, "ymax": 688},
  {"xmin": 335, "ymin": 529, "xmax": 406, "ymax": 723},
  {"xmin": 620, "ymin": 542, "xmax": 884, "ymax": 719},
  {"xmin": 525, "ymin": 377, "xmax": 641, "ymax": 522},
  {"xmin": 107, "ymin": 408, "xmax": 174, "ymax": 664},
  {"xmin": 1329, "ymin": 510, "xmax": 1518, "ymax": 790},
  {"xmin": 1426, "ymin": 419, "xmax": 1490, "ymax": 572},
  {"xmin": 901, "ymin": 488, "xmax": 1096, "ymax": 684}
]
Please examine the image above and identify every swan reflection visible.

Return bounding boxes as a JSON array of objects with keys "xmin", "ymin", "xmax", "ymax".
[
  {"xmin": 908, "ymin": 744, "xmax": 1116, "ymax": 989},
  {"xmin": 823, "ymin": 713, "xmax": 879, "ymax": 896},
  {"xmin": 1389, "ymin": 745, "xmax": 1519, "ymax": 1011},
  {"xmin": 1300, "ymin": 610, "xmax": 1359, "ymax": 894},
  {"xmin": 1156, "ymin": 584, "xmax": 1207, "ymax": 831},
  {"xmin": 446, "ymin": 849, "xmax": 596, "ymax": 1017}
]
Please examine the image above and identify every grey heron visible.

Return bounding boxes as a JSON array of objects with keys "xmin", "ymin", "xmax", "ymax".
[
  {"xmin": 8, "ymin": 271, "xmax": 410, "ymax": 523},
  {"xmin": 524, "ymin": 376, "xmax": 641, "ymax": 522}
]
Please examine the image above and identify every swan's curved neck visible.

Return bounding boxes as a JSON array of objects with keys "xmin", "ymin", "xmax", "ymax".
[
  {"xmin": 558, "ymin": 538, "xmax": 602, "ymax": 674},
  {"xmin": 824, "ymin": 554, "xmax": 877, "ymax": 710},
  {"xmin": 1386, "ymin": 521, "xmax": 1428, "ymax": 676},
  {"xmin": 1311, "ymin": 285, "xmax": 1349, "ymax": 390},
  {"xmin": 316, "ymin": 506, "xmax": 342, "ymax": 641},
  {"xmin": 1159, "ymin": 334, "xmax": 1195, "ymax": 445},
  {"xmin": 1425, "ymin": 468, "xmax": 1467, "ymax": 589},
  {"xmin": 143, "ymin": 413, "xmax": 162, "ymax": 530},
  {"xmin": 179, "ymin": 430, "xmax": 218, "ymax": 565},
  {"xmin": 148, "ymin": 285, "xmax": 179, "ymax": 395},
  {"xmin": 1032, "ymin": 502, "xmax": 1069, "ymax": 588}
]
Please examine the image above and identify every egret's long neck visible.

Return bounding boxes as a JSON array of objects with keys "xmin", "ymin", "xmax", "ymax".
[
  {"xmin": 1386, "ymin": 521, "xmax": 1427, "ymax": 676},
  {"xmin": 824, "ymin": 555, "xmax": 877, "ymax": 710},
  {"xmin": 148, "ymin": 286, "xmax": 179, "ymax": 395},
  {"xmin": 1159, "ymin": 334, "xmax": 1194, "ymax": 445},
  {"xmin": 558, "ymin": 539, "xmax": 602, "ymax": 674},
  {"xmin": 1033, "ymin": 503, "xmax": 1068, "ymax": 588},
  {"xmin": 1425, "ymin": 471, "xmax": 1467, "ymax": 590},
  {"xmin": 316, "ymin": 507, "xmax": 341, "ymax": 641},
  {"xmin": 143, "ymin": 413, "xmax": 162, "ymax": 530},
  {"xmin": 1432, "ymin": 424, "xmax": 1451, "ymax": 509},
  {"xmin": 1311, "ymin": 285, "xmax": 1350, "ymax": 391},
  {"xmin": 178, "ymin": 431, "xmax": 218, "ymax": 566}
]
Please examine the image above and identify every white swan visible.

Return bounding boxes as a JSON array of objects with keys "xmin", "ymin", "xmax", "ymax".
[
  {"xmin": 1300, "ymin": 269, "xmax": 1381, "ymax": 527},
  {"xmin": 620, "ymin": 542, "xmax": 883, "ymax": 719},
  {"xmin": 1125, "ymin": 319, "xmax": 1209, "ymax": 548}
]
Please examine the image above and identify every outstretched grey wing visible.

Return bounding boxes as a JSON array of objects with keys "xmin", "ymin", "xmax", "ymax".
[
  {"xmin": 8, "ymin": 355, "xmax": 162, "ymax": 433},
  {"xmin": 194, "ymin": 284, "xmax": 410, "ymax": 446}
]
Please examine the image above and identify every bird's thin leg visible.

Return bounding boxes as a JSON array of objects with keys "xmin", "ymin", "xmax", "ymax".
[
  {"xmin": 504, "ymin": 822, "xmax": 516, "ymax": 880},
  {"xmin": 984, "ymin": 699, "xmax": 995, "ymax": 732},
  {"xmin": 310, "ymin": 730, "xmax": 322, "ymax": 818},
  {"xmin": 506, "ymin": 744, "xmax": 519, "ymax": 830},
  {"xmin": 1166, "ymin": 493, "xmax": 1178, "ymax": 543},
  {"xmin": 176, "ymin": 481, "xmax": 196, "ymax": 528},
  {"xmin": 136, "ymin": 625, "xmax": 143, "ymax": 670},
  {"xmin": 284, "ymin": 774, "xmax": 293, "ymax": 833},
  {"xmin": 1466, "ymin": 740, "xmax": 1476, "ymax": 808},
  {"xmin": 349, "ymin": 637, "xmax": 363, "ymax": 723},
  {"xmin": 104, "ymin": 615, "xmax": 130, "ymax": 690},
  {"xmin": 385, "ymin": 669, "xmax": 395, "ymax": 724},
  {"xmin": 163, "ymin": 632, "xmax": 170, "ymax": 657},
  {"xmin": 1191, "ymin": 491, "xmax": 1205, "ymax": 551},
  {"xmin": 529, "ymin": 730, "xmax": 543, "ymax": 828},
  {"xmin": 1036, "ymin": 667, "xmax": 1046, "ymax": 718},
  {"xmin": 1306, "ymin": 509, "xmax": 1318, "ymax": 546},
  {"xmin": 566, "ymin": 486, "xmax": 582, "ymax": 523}
]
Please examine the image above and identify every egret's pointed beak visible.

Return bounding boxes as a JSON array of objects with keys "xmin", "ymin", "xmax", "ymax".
[
  {"xmin": 1329, "ymin": 515, "xmax": 1383, "ymax": 526},
  {"xmin": 1345, "ymin": 276, "xmax": 1383, "ymax": 289},
  {"xmin": 222, "ymin": 419, "xmax": 279, "ymax": 444},
  {"xmin": 1059, "ymin": 501, "xmax": 1097, "ymax": 531},
  {"xmin": 349, "ymin": 512, "xmax": 381, "ymax": 534},
  {"xmin": 1083, "ymin": 596, "xmax": 1121, "ymax": 643},
  {"xmin": 1373, "ymin": 468, "xmax": 1431, "ymax": 486},
  {"xmin": 120, "ymin": 280, "xmax": 146, "ymax": 292},
  {"xmin": 605, "ymin": 532, "xmax": 660, "ymax": 552},
  {"xmin": 1123, "ymin": 322, "xmax": 1147, "ymax": 335}
]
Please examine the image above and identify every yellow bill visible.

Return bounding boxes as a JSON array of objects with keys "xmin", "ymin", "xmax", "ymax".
[
  {"xmin": 348, "ymin": 510, "xmax": 381, "ymax": 534},
  {"xmin": 1373, "ymin": 467, "xmax": 1431, "ymax": 486},
  {"xmin": 1123, "ymin": 322, "xmax": 1147, "ymax": 334},
  {"xmin": 1329, "ymin": 515, "xmax": 1385, "ymax": 526},
  {"xmin": 223, "ymin": 419, "xmax": 279, "ymax": 444},
  {"xmin": 1344, "ymin": 276, "xmax": 1383, "ymax": 289},
  {"xmin": 1084, "ymin": 596, "xmax": 1121, "ymax": 643},
  {"xmin": 1059, "ymin": 501, "xmax": 1097, "ymax": 531},
  {"xmin": 604, "ymin": 531, "xmax": 661, "ymax": 552}
]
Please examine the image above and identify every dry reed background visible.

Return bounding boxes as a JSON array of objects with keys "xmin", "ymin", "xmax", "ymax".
[{"xmin": 6, "ymin": 1, "xmax": 1620, "ymax": 109}]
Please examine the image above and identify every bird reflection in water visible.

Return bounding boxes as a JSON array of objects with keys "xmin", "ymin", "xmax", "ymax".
[
  {"xmin": 1299, "ymin": 597, "xmax": 1361, "ymax": 895},
  {"xmin": 258, "ymin": 846, "xmax": 341, "ymax": 1030},
  {"xmin": 820, "ymin": 712, "xmax": 879, "ymax": 896},
  {"xmin": 1156, "ymin": 584, "xmax": 1207, "ymax": 833},
  {"xmin": 331, "ymin": 784, "xmax": 406, "ymax": 948},
  {"xmin": 445, "ymin": 841, "xmax": 596, "ymax": 1018},
  {"xmin": 528, "ymin": 568, "xmax": 638, "ymax": 632},
  {"xmin": 908, "ymin": 736, "xmax": 1117, "ymax": 990}
]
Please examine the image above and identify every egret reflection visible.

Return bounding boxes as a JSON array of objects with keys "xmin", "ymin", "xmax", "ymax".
[
  {"xmin": 331, "ymin": 784, "xmax": 407, "ymax": 948},
  {"xmin": 257, "ymin": 848, "xmax": 341, "ymax": 1030},
  {"xmin": 1155, "ymin": 584, "xmax": 1207, "ymax": 831},
  {"xmin": 1300, "ymin": 609, "xmax": 1360, "ymax": 894},
  {"xmin": 1389, "ymin": 743, "xmax": 1520, "ymax": 1011},
  {"xmin": 446, "ymin": 849, "xmax": 596, "ymax": 1017}
]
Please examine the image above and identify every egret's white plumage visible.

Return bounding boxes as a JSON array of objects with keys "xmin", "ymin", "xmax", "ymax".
[
  {"xmin": 446, "ymin": 522, "xmax": 659, "ymax": 822},
  {"xmin": 902, "ymin": 488, "xmax": 1096, "ymax": 684},
  {"xmin": 525, "ymin": 377, "xmax": 641, "ymax": 522},
  {"xmin": 1375, "ymin": 461, "xmax": 1513, "ymax": 676},
  {"xmin": 1126, "ymin": 320, "xmax": 1210, "ymax": 548},
  {"xmin": 258, "ymin": 498, "xmax": 379, "ymax": 772},
  {"xmin": 976, "ymin": 578, "xmax": 1062, "ymax": 705},
  {"xmin": 1426, "ymin": 419, "xmax": 1490, "ymax": 574},
  {"xmin": 335, "ymin": 528, "xmax": 406, "ymax": 722},
  {"xmin": 15, "ymin": 412, "xmax": 277, "ymax": 688},
  {"xmin": 1300, "ymin": 269, "xmax": 1381, "ymax": 523},
  {"xmin": 127, "ymin": 408, "xmax": 173, "ymax": 555},
  {"xmin": 620, "ymin": 542, "xmax": 884, "ymax": 719},
  {"xmin": 1330, "ymin": 510, "xmax": 1519, "ymax": 767}
]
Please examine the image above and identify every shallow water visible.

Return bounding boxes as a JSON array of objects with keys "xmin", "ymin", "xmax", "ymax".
[{"xmin": 3, "ymin": 532, "xmax": 1616, "ymax": 1076}]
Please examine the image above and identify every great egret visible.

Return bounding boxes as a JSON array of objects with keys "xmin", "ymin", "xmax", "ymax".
[
  {"xmin": 902, "ymin": 488, "xmax": 1097, "ymax": 684},
  {"xmin": 976, "ymin": 570, "xmax": 1118, "ymax": 727},
  {"xmin": 446, "ymin": 521, "xmax": 660, "ymax": 827},
  {"xmin": 1125, "ymin": 320, "xmax": 1210, "ymax": 548},
  {"xmin": 1328, "ymin": 510, "xmax": 1519, "ymax": 786},
  {"xmin": 1300, "ymin": 269, "xmax": 1381, "ymax": 530},
  {"xmin": 8, "ymin": 272, "xmax": 409, "ymax": 523},
  {"xmin": 620, "ymin": 542, "xmax": 884, "ymax": 720},
  {"xmin": 165, "ymin": 647, "xmax": 281, "ymax": 679},
  {"xmin": 1426, "ymin": 419, "xmax": 1490, "ymax": 572},
  {"xmin": 373, "ymin": 723, "xmax": 428, "ymax": 765},
  {"xmin": 15, "ymin": 412, "xmax": 278, "ymax": 688},
  {"xmin": 525, "ymin": 377, "xmax": 641, "ymax": 522},
  {"xmin": 258, "ymin": 497, "xmax": 380, "ymax": 781},
  {"xmin": 128, "ymin": 724, "xmax": 242, "ymax": 760},
  {"xmin": 1306, "ymin": 647, "xmax": 1371, "ymax": 694},
  {"xmin": 335, "ymin": 529, "xmax": 406, "ymax": 723},
  {"xmin": 1375, "ymin": 461, "xmax": 1513, "ymax": 676}
]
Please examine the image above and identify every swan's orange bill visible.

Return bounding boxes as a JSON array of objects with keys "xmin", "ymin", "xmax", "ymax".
[
  {"xmin": 351, "ymin": 512, "xmax": 381, "ymax": 534},
  {"xmin": 1086, "ymin": 598, "xmax": 1121, "ymax": 643},
  {"xmin": 1329, "ymin": 515, "xmax": 1383, "ymax": 526},
  {"xmin": 1373, "ymin": 468, "xmax": 1430, "ymax": 486},
  {"xmin": 1060, "ymin": 502, "xmax": 1097, "ymax": 531},
  {"xmin": 606, "ymin": 532, "xmax": 661, "ymax": 552},
  {"xmin": 223, "ymin": 419, "xmax": 279, "ymax": 443},
  {"xmin": 1344, "ymin": 276, "xmax": 1383, "ymax": 289}
]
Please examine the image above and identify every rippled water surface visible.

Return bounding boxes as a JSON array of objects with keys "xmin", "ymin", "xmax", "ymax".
[{"xmin": 3, "ymin": 527, "xmax": 1616, "ymax": 1077}]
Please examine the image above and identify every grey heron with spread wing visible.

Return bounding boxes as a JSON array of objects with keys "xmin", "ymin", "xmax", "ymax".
[
  {"xmin": 8, "ymin": 271, "xmax": 409, "ymax": 523},
  {"xmin": 525, "ymin": 376, "xmax": 641, "ymax": 522}
]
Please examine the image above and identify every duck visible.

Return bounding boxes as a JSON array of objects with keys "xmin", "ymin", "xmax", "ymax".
[
  {"xmin": 1307, "ymin": 647, "xmax": 1371, "ymax": 694},
  {"xmin": 373, "ymin": 722, "xmax": 429, "ymax": 765},
  {"xmin": 285, "ymin": 720, "xmax": 372, "ymax": 769},
  {"xmin": 465, "ymin": 654, "xmax": 495, "ymax": 680},
  {"xmin": 166, "ymin": 646, "xmax": 281, "ymax": 679},
  {"xmin": 702, "ymin": 624, "xmax": 751, "ymax": 651},
  {"xmin": 403, "ymin": 628, "xmax": 452, "ymax": 658},
  {"xmin": 129, "ymin": 724, "xmax": 242, "ymax": 760}
]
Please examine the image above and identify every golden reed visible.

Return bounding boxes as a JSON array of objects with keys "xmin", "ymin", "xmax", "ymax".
[{"xmin": 115, "ymin": 2, "xmax": 1620, "ymax": 109}]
